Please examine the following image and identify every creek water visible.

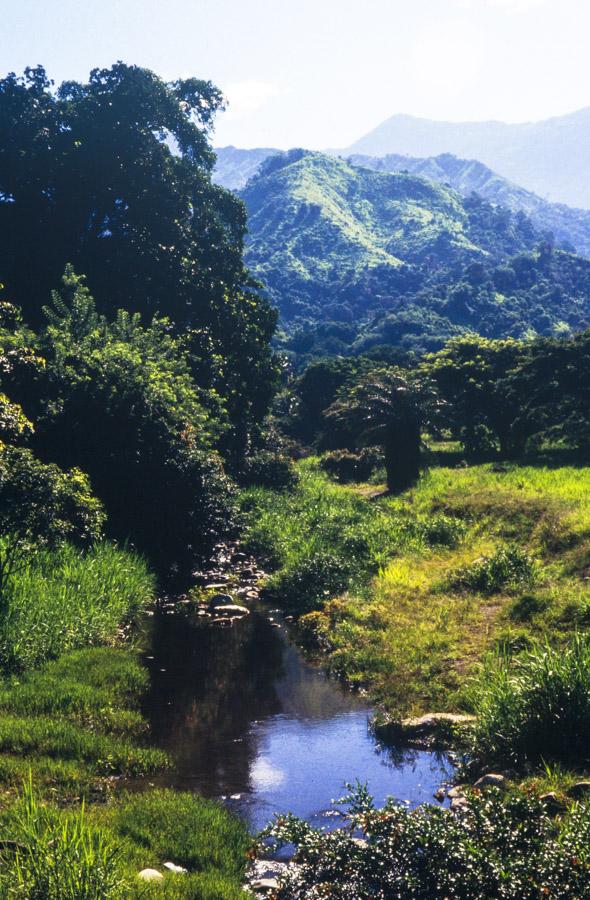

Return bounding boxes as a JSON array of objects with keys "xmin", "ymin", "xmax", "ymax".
[{"xmin": 142, "ymin": 603, "xmax": 453, "ymax": 834}]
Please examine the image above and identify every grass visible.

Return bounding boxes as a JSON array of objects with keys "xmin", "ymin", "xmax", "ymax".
[
  {"xmin": 0, "ymin": 781, "xmax": 250, "ymax": 899},
  {"xmin": 0, "ymin": 542, "xmax": 155, "ymax": 672},
  {"xmin": 469, "ymin": 636, "xmax": 590, "ymax": 767},
  {"xmin": 241, "ymin": 457, "xmax": 590, "ymax": 715},
  {"xmin": 0, "ymin": 647, "xmax": 168, "ymax": 804}
]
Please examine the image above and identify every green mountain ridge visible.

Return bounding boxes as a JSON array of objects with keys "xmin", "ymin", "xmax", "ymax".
[
  {"xmin": 238, "ymin": 149, "xmax": 590, "ymax": 360},
  {"xmin": 349, "ymin": 152, "xmax": 590, "ymax": 258},
  {"xmin": 214, "ymin": 146, "xmax": 590, "ymax": 259},
  {"xmin": 243, "ymin": 150, "xmax": 496, "ymax": 314}
]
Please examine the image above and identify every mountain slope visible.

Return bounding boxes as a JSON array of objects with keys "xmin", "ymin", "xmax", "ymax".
[
  {"xmin": 345, "ymin": 109, "xmax": 590, "ymax": 209},
  {"xmin": 239, "ymin": 149, "xmax": 590, "ymax": 360},
  {"xmin": 241, "ymin": 149, "xmax": 504, "ymax": 320},
  {"xmin": 349, "ymin": 152, "xmax": 590, "ymax": 258}
]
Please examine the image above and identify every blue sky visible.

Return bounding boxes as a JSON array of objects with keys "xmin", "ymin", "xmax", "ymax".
[{"xmin": 2, "ymin": 0, "xmax": 589, "ymax": 149}]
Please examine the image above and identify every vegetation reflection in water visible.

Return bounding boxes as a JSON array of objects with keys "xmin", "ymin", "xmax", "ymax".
[{"xmin": 142, "ymin": 605, "xmax": 453, "ymax": 832}]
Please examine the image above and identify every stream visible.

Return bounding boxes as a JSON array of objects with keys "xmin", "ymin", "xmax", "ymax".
[{"xmin": 141, "ymin": 600, "xmax": 454, "ymax": 834}]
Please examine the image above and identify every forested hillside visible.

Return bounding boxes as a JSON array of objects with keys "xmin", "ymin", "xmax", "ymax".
[
  {"xmin": 238, "ymin": 149, "xmax": 590, "ymax": 361},
  {"xmin": 349, "ymin": 152, "xmax": 590, "ymax": 258}
]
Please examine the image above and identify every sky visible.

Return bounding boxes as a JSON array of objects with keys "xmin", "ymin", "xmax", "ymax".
[{"xmin": 2, "ymin": 0, "xmax": 590, "ymax": 149}]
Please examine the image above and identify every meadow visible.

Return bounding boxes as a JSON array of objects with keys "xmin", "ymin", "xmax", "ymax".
[{"xmin": 241, "ymin": 456, "xmax": 590, "ymax": 715}]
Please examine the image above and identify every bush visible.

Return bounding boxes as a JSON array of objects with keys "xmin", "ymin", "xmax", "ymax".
[
  {"xmin": 320, "ymin": 448, "xmax": 383, "ymax": 484},
  {"xmin": 266, "ymin": 551, "xmax": 354, "ymax": 613},
  {"xmin": 453, "ymin": 545, "xmax": 537, "ymax": 594},
  {"xmin": 470, "ymin": 636, "xmax": 590, "ymax": 766},
  {"xmin": 262, "ymin": 785, "xmax": 590, "ymax": 899},
  {"xmin": 420, "ymin": 512, "xmax": 465, "ymax": 548},
  {"xmin": 240, "ymin": 450, "xmax": 298, "ymax": 490}
]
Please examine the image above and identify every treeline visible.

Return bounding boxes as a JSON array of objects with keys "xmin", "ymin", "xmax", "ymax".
[
  {"xmin": 0, "ymin": 63, "xmax": 279, "ymax": 583},
  {"xmin": 279, "ymin": 243, "xmax": 590, "ymax": 363},
  {"xmin": 279, "ymin": 330, "xmax": 590, "ymax": 491}
]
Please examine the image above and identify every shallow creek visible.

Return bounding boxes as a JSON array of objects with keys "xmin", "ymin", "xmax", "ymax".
[{"xmin": 141, "ymin": 600, "xmax": 454, "ymax": 834}]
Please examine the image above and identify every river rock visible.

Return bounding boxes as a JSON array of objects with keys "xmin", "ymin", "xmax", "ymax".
[
  {"xmin": 540, "ymin": 792, "xmax": 567, "ymax": 814},
  {"xmin": 447, "ymin": 785, "xmax": 466, "ymax": 799},
  {"xmin": 212, "ymin": 617, "xmax": 233, "ymax": 628},
  {"xmin": 251, "ymin": 877, "xmax": 279, "ymax": 893},
  {"xmin": 450, "ymin": 796, "xmax": 470, "ymax": 814},
  {"xmin": 474, "ymin": 773, "xmax": 506, "ymax": 789},
  {"xmin": 211, "ymin": 604, "xmax": 249, "ymax": 618},
  {"xmin": 163, "ymin": 861, "xmax": 188, "ymax": 874},
  {"xmin": 138, "ymin": 869, "xmax": 164, "ymax": 882}
]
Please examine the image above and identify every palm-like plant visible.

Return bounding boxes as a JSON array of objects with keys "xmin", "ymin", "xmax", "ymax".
[{"xmin": 326, "ymin": 368, "xmax": 439, "ymax": 493}]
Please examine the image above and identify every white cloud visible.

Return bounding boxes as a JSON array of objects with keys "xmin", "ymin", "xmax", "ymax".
[{"xmin": 223, "ymin": 80, "xmax": 281, "ymax": 119}]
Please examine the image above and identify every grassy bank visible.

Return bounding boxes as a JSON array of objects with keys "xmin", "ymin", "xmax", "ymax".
[
  {"xmin": 241, "ymin": 457, "xmax": 590, "ymax": 715},
  {"xmin": 0, "ymin": 542, "xmax": 155, "ymax": 672},
  {"xmin": 0, "ymin": 540, "xmax": 250, "ymax": 898}
]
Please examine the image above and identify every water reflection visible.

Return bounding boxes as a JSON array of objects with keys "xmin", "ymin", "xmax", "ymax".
[{"xmin": 143, "ymin": 606, "xmax": 453, "ymax": 832}]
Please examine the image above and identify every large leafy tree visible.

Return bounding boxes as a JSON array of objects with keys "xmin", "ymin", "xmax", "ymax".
[
  {"xmin": 0, "ymin": 63, "xmax": 277, "ymax": 457},
  {"xmin": 20, "ymin": 269, "xmax": 235, "ymax": 573},
  {"xmin": 326, "ymin": 368, "xmax": 438, "ymax": 493},
  {"xmin": 425, "ymin": 334, "xmax": 529, "ymax": 458}
]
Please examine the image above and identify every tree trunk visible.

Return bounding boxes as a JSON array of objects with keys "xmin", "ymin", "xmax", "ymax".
[{"xmin": 384, "ymin": 420, "xmax": 421, "ymax": 494}]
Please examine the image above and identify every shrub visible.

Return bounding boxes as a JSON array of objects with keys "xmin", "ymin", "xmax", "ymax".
[
  {"xmin": 265, "ymin": 551, "xmax": 353, "ymax": 613},
  {"xmin": 420, "ymin": 513, "xmax": 465, "ymax": 548},
  {"xmin": 470, "ymin": 636, "xmax": 590, "ymax": 766},
  {"xmin": 262, "ymin": 784, "xmax": 590, "ymax": 899},
  {"xmin": 453, "ymin": 545, "xmax": 537, "ymax": 594},
  {"xmin": 240, "ymin": 450, "xmax": 298, "ymax": 490},
  {"xmin": 320, "ymin": 448, "xmax": 383, "ymax": 484}
]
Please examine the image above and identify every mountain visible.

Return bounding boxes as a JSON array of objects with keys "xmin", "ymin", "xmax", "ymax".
[
  {"xmin": 213, "ymin": 145, "xmax": 279, "ymax": 190},
  {"xmin": 345, "ymin": 109, "xmax": 590, "ymax": 210},
  {"xmin": 239, "ymin": 149, "xmax": 590, "ymax": 360},
  {"xmin": 348, "ymin": 152, "xmax": 590, "ymax": 258}
]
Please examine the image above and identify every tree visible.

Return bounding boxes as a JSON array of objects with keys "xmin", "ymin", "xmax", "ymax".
[
  {"xmin": 23, "ymin": 269, "xmax": 236, "ymax": 573},
  {"xmin": 0, "ymin": 446, "xmax": 104, "ymax": 609},
  {"xmin": 326, "ymin": 368, "xmax": 438, "ymax": 493},
  {"xmin": 0, "ymin": 64, "xmax": 278, "ymax": 459},
  {"xmin": 425, "ymin": 334, "xmax": 529, "ymax": 458}
]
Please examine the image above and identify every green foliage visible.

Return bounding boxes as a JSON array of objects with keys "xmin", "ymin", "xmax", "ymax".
[
  {"xmin": 11, "ymin": 269, "xmax": 237, "ymax": 572},
  {"xmin": 0, "ymin": 542, "xmax": 154, "ymax": 672},
  {"xmin": 239, "ymin": 150, "xmax": 590, "ymax": 362},
  {"xmin": 240, "ymin": 461, "xmax": 439, "ymax": 614},
  {"xmin": 453, "ymin": 545, "xmax": 538, "ymax": 595},
  {"xmin": 263, "ymin": 785, "xmax": 590, "ymax": 898},
  {"xmin": 470, "ymin": 637, "xmax": 590, "ymax": 766},
  {"xmin": 115, "ymin": 790, "xmax": 250, "ymax": 882},
  {"xmin": 239, "ymin": 450, "xmax": 298, "ymax": 490},
  {"xmin": 0, "ymin": 777, "xmax": 126, "ymax": 899},
  {"xmin": 0, "ymin": 64, "xmax": 278, "ymax": 461},
  {"xmin": 424, "ymin": 334, "xmax": 528, "ymax": 457},
  {"xmin": 0, "ymin": 445, "xmax": 105, "ymax": 603},
  {"xmin": 319, "ymin": 448, "xmax": 383, "ymax": 484},
  {"xmin": 326, "ymin": 367, "xmax": 438, "ymax": 492}
]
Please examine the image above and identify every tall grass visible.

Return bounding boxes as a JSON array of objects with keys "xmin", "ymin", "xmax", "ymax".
[
  {"xmin": 0, "ymin": 542, "xmax": 155, "ymax": 671},
  {"xmin": 470, "ymin": 635, "xmax": 590, "ymax": 765},
  {"xmin": 240, "ymin": 460, "xmax": 463, "ymax": 613},
  {"xmin": 0, "ymin": 777, "xmax": 126, "ymax": 899}
]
